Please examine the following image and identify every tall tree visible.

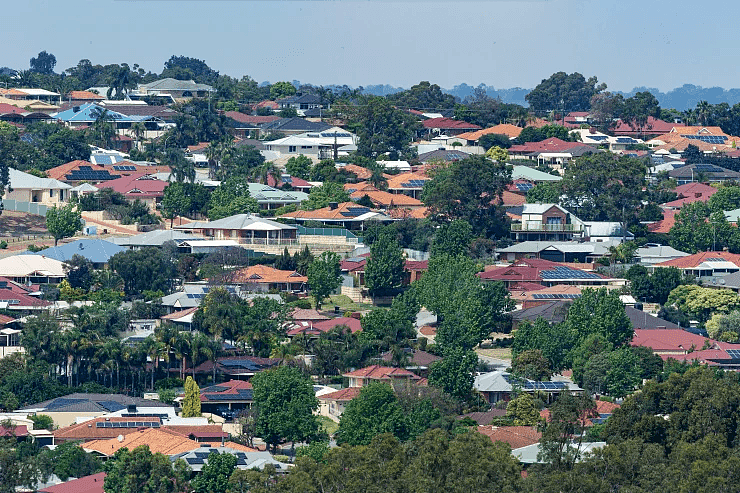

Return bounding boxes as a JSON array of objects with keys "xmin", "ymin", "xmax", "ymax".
[
  {"xmin": 252, "ymin": 366, "xmax": 319, "ymax": 452},
  {"xmin": 364, "ymin": 232, "xmax": 405, "ymax": 297},
  {"xmin": 29, "ymin": 50, "xmax": 56, "ymax": 74},
  {"xmin": 182, "ymin": 376, "xmax": 201, "ymax": 417},
  {"xmin": 46, "ymin": 204, "xmax": 82, "ymax": 246},
  {"xmin": 103, "ymin": 446, "xmax": 190, "ymax": 493},
  {"xmin": 525, "ymin": 72, "xmax": 606, "ymax": 112},
  {"xmin": 306, "ymin": 252, "xmax": 342, "ymax": 309},
  {"xmin": 336, "ymin": 382, "xmax": 409, "ymax": 445}
]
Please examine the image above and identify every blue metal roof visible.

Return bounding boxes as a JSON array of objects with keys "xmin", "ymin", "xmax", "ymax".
[
  {"xmin": 53, "ymin": 103, "xmax": 138, "ymax": 123},
  {"xmin": 19, "ymin": 239, "xmax": 126, "ymax": 264}
]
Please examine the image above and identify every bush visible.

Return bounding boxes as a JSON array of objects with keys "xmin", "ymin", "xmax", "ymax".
[
  {"xmin": 155, "ymin": 377, "xmax": 184, "ymax": 390},
  {"xmin": 0, "ymin": 240, "xmax": 6, "ymax": 249},
  {"xmin": 289, "ymin": 299, "xmax": 312, "ymax": 309}
]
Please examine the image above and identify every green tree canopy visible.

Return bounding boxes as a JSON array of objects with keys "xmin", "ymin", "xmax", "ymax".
[
  {"xmin": 525, "ymin": 71, "xmax": 606, "ymax": 112},
  {"xmin": 46, "ymin": 204, "xmax": 82, "ymax": 246},
  {"xmin": 103, "ymin": 445, "xmax": 190, "ymax": 493},
  {"xmin": 336, "ymin": 382, "xmax": 409, "ymax": 445},
  {"xmin": 306, "ymin": 252, "xmax": 342, "ymax": 308},
  {"xmin": 208, "ymin": 177, "xmax": 259, "ymax": 220},
  {"xmin": 182, "ymin": 376, "xmax": 201, "ymax": 417},
  {"xmin": 364, "ymin": 232, "xmax": 405, "ymax": 297},
  {"xmin": 252, "ymin": 366, "xmax": 319, "ymax": 451},
  {"xmin": 300, "ymin": 182, "xmax": 350, "ymax": 210}
]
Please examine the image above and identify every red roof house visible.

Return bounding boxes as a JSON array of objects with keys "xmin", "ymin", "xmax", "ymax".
[
  {"xmin": 343, "ymin": 365, "xmax": 421, "ymax": 388},
  {"xmin": 38, "ymin": 472, "xmax": 107, "ymax": 493}
]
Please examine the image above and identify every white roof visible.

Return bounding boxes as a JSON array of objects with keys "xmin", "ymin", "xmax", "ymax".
[
  {"xmin": 0, "ymin": 255, "xmax": 65, "ymax": 277},
  {"xmin": 16, "ymin": 88, "xmax": 60, "ymax": 97},
  {"xmin": 513, "ymin": 442, "xmax": 606, "ymax": 464},
  {"xmin": 521, "ymin": 203, "xmax": 565, "ymax": 215},
  {"xmin": 180, "ymin": 240, "xmax": 241, "ymax": 247},
  {"xmin": 265, "ymin": 135, "xmax": 318, "ymax": 147},
  {"xmin": 70, "ymin": 183, "xmax": 99, "ymax": 193},
  {"xmin": 8, "ymin": 168, "xmax": 71, "ymax": 190}
]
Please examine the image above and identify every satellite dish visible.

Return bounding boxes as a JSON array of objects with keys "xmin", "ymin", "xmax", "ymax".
[{"xmin": 117, "ymin": 435, "xmax": 124, "ymax": 442}]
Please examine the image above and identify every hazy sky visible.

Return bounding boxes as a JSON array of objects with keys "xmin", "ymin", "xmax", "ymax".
[{"xmin": 5, "ymin": 0, "xmax": 739, "ymax": 91}]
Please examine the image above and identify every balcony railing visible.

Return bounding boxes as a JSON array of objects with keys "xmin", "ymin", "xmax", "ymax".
[
  {"xmin": 511, "ymin": 222, "xmax": 582, "ymax": 232},
  {"xmin": 208, "ymin": 236, "xmax": 299, "ymax": 246}
]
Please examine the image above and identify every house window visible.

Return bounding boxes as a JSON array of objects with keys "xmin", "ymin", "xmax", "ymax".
[
  {"xmin": 289, "ymin": 146, "xmax": 296, "ymax": 152},
  {"xmin": 546, "ymin": 217, "xmax": 562, "ymax": 225},
  {"xmin": 301, "ymin": 146, "xmax": 312, "ymax": 149},
  {"xmin": 49, "ymin": 190, "xmax": 54, "ymax": 198}
]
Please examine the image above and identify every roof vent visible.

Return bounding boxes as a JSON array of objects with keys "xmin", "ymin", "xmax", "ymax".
[
  {"xmin": 73, "ymin": 106, "xmax": 80, "ymax": 113},
  {"xmin": 329, "ymin": 202, "xmax": 338, "ymax": 210}
]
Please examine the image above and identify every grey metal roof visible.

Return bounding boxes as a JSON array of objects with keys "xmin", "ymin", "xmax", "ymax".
[
  {"xmin": 8, "ymin": 168, "xmax": 71, "ymax": 190},
  {"xmin": 138, "ymin": 78, "xmax": 213, "ymax": 93},
  {"xmin": 259, "ymin": 117, "xmax": 331, "ymax": 132},
  {"xmin": 625, "ymin": 306, "xmax": 680, "ymax": 330},
  {"xmin": 497, "ymin": 241, "xmax": 610, "ymax": 255},
  {"xmin": 510, "ymin": 301, "xmax": 570, "ymax": 324},
  {"xmin": 176, "ymin": 213, "xmax": 296, "ymax": 231},
  {"xmin": 521, "ymin": 203, "xmax": 567, "ymax": 215},
  {"xmin": 20, "ymin": 393, "xmax": 172, "ymax": 412},
  {"xmin": 17, "ymin": 239, "xmax": 125, "ymax": 264},
  {"xmin": 110, "ymin": 230, "xmax": 195, "ymax": 247},
  {"xmin": 170, "ymin": 447, "xmax": 285, "ymax": 471}
]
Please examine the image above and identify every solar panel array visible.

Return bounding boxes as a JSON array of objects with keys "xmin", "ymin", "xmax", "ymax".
[
  {"xmin": 616, "ymin": 137, "xmax": 635, "ymax": 143},
  {"xmin": 340, "ymin": 206, "xmax": 371, "ymax": 217},
  {"xmin": 113, "ymin": 165, "xmax": 137, "ymax": 171},
  {"xmin": 95, "ymin": 155, "xmax": 115, "ymax": 165},
  {"xmin": 532, "ymin": 293, "xmax": 581, "ymax": 300},
  {"xmin": 693, "ymin": 164, "xmax": 727, "ymax": 173},
  {"xmin": 727, "ymin": 349, "xmax": 740, "ymax": 359},
  {"xmin": 539, "ymin": 266, "xmax": 602, "ymax": 280},
  {"xmin": 503, "ymin": 374, "xmax": 569, "ymax": 390},
  {"xmin": 705, "ymin": 257, "xmax": 727, "ymax": 262},
  {"xmin": 121, "ymin": 413, "xmax": 169, "ymax": 419},
  {"xmin": 186, "ymin": 293, "xmax": 204, "ymax": 299},
  {"xmin": 516, "ymin": 183, "xmax": 534, "ymax": 192},
  {"xmin": 96, "ymin": 421, "xmax": 160, "ymax": 428},
  {"xmin": 66, "ymin": 166, "xmax": 120, "ymax": 181},
  {"xmin": 589, "ymin": 135, "xmax": 608, "ymax": 141},
  {"xmin": 401, "ymin": 179, "xmax": 428, "ymax": 188},
  {"xmin": 681, "ymin": 135, "xmax": 728, "ymax": 144}
]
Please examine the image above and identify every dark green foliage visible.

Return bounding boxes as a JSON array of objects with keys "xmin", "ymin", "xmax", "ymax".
[
  {"xmin": 421, "ymin": 154, "xmax": 511, "ymax": 239},
  {"xmin": 511, "ymin": 349, "xmax": 552, "ymax": 381},
  {"xmin": 337, "ymin": 383, "xmax": 410, "ymax": 445},
  {"xmin": 364, "ymin": 232, "xmax": 405, "ymax": 296},
  {"xmin": 516, "ymin": 124, "xmax": 573, "ymax": 143},
  {"xmin": 65, "ymin": 254, "xmax": 94, "ymax": 290},
  {"xmin": 301, "ymin": 182, "xmax": 350, "ymax": 210},
  {"xmin": 162, "ymin": 55, "xmax": 219, "ymax": 84},
  {"xmin": 626, "ymin": 265, "xmax": 683, "ymax": 305},
  {"xmin": 208, "ymin": 177, "xmax": 259, "ymax": 220},
  {"xmin": 191, "ymin": 452, "xmax": 237, "ymax": 493},
  {"xmin": 108, "ymin": 247, "xmax": 176, "ymax": 296},
  {"xmin": 103, "ymin": 445, "xmax": 190, "ymax": 493},
  {"xmin": 285, "ymin": 155, "xmax": 312, "ymax": 179},
  {"xmin": 428, "ymin": 347, "xmax": 478, "ymax": 400},
  {"xmin": 50, "ymin": 441, "xmax": 103, "ymax": 481},
  {"xmin": 525, "ymin": 71, "xmax": 606, "ymax": 112},
  {"xmin": 478, "ymin": 133, "xmax": 512, "ymax": 150},
  {"xmin": 430, "ymin": 220, "xmax": 472, "ymax": 257},
  {"xmin": 385, "ymin": 81, "xmax": 457, "ymax": 110},
  {"xmin": 252, "ymin": 366, "xmax": 319, "ymax": 451},
  {"xmin": 306, "ymin": 252, "xmax": 342, "ymax": 308},
  {"xmin": 30, "ymin": 50, "xmax": 56, "ymax": 74}
]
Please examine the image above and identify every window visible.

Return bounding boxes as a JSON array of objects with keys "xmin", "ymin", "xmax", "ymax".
[
  {"xmin": 49, "ymin": 189, "xmax": 54, "ymax": 197},
  {"xmin": 289, "ymin": 146, "xmax": 296, "ymax": 153},
  {"xmin": 301, "ymin": 146, "xmax": 312, "ymax": 149}
]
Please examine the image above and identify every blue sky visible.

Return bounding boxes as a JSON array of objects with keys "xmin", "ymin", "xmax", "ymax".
[{"xmin": 5, "ymin": 0, "xmax": 739, "ymax": 91}]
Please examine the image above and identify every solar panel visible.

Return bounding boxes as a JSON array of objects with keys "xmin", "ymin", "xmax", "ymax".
[
  {"xmin": 516, "ymin": 183, "xmax": 534, "ymax": 192},
  {"xmin": 187, "ymin": 458, "xmax": 205, "ymax": 465},
  {"xmin": 727, "ymin": 349, "xmax": 740, "ymax": 359},
  {"xmin": 681, "ymin": 135, "xmax": 728, "ymax": 144}
]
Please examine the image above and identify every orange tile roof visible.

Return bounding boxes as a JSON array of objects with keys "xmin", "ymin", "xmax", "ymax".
[
  {"xmin": 83, "ymin": 428, "xmax": 200, "ymax": 456},
  {"xmin": 419, "ymin": 325, "xmax": 436, "ymax": 336},
  {"xmin": 387, "ymin": 207, "xmax": 430, "ymax": 219},
  {"xmin": 349, "ymin": 189, "xmax": 424, "ymax": 208},
  {"xmin": 226, "ymin": 264, "xmax": 307, "ymax": 284},
  {"xmin": 223, "ymin": 441, "xmax": 260, "ymax": 452},
  {"xmin": 654, "ymin": 250, "xmax": 740, "ymax": 269},
  {"xmin": 68, "ymin": 91, "xmax": 105, "ymax": 101},
  {"xmin": 652, "ymin": 138, "xmax": 733, "ymax": 153},
  {"xmin": 46, "ymin": 160, "xmax": 94, "ymax": 181},
  {"xmin": 386, "ymin": 171, "xmax": 431, "ymax": 190},
  {"xmin": 46, "ymin": 160, "xmax": 170, "ymax": 182},
  {"xmin": 343, "ymin": 364, "xmax": 420, "ymax": 380},
  {"xmin": 457, "ymin": 124, "xmax": 523, "ymax": 141},
  {"xmin": 496, "ymin": 191, "xmax": 527, "ymax": 207},
  {"xmin": 344, "ymin": 181, "xmax": 376, "ymax": 192},
  {"xmin": 669, "ymin": 126, "xmax": 728, "ymax": 136},
  {"xmin": 341, "ymin": 164, "xmax": 372, "ymax": 180},
  {"xmin": 648, "ymin": 209, "xmax": 677, "ymax": 233},
  {"xmin": 54, "ymin": 417, "xmax": 162, "ymax": 442},
  {"xmin": 319, "ymin": 387, "xmax": 362, "ymax": 402},
  {"xmin": 281, "ymin": 202, "xmax": 377, "ymax": 221},
  {"xmin": 476, "ymin": 425, "xmax": 542, "ymax": 449},
  {"xmin": 160, "ymin": 306, "xmax": 199, "ymax": 320}
]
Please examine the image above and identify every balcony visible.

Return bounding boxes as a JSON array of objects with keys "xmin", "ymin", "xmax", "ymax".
[
  {"xmin": 207, "ymin": 236, "xmax": 299, "ymax": 246},
  {"xmin": 511, "ymin": 222, "xmax": 582, "ymax": 233}
]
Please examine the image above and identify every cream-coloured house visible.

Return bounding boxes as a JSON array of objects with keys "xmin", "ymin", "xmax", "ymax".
[{"xmin": 4, "ymin": 168, "xmax": 71, "ymax": 204}]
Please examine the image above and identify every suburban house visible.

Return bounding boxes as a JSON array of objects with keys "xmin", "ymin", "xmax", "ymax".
[
  {"xmin": 496, "ymin": 241, "xmax": 612, "ymax": 263},
  {"xmin": 276, "ymin": 94, "xmax": 329, "ymax": 116},
  {"xmin": 633, "ymin": 244, "xmax": 690, "ymax": 265},
  {"xmin": 348, "ymin": 185, "xmax": 426, "ymax": 211},
  {"xmin": 0, "ymin": 327, "xmax": 22, "ymax": 359},
  {"xmin": 421, "ymin": 117, "xmax": 481, "ymax": 137},
  {"xmin": 611, "ymin": 116, "xmax": 675, "ymax": 138},
  {"xmin": 0, "ymin": 103, "xmax": 53, "ymax": 124},
  {"xmin": 508, "ymin": 138, "xmax": 596, "ymax": 171},
  {"xmin": 171, "ymin": 447, "xmax": 284, "ymax": 472},
  {"xmin": 478, "ymin": 258, "xmax": 610, "ymax": 289},
  {"xmin": 343, "ymin": 365, "xmax": 422, "ymax": 389},
  {"xmin": 510, "ymin": 165, "xmax": 563, "ymax": 184},
  {"xmin": 510, "ymin": 203, "xmax": 586, "ymax": 242},
  {"xmin": 287, "ymin": 316, "xmax": 362, "ymax": 338},
  {"xmin": 267, "ymin": 173, "xmax": 314, "ymax": 194},
  {"xmin": 223, "ymin": 265, "xmax": 307, "ymax": 292},
  {"xmin": 130, "ymin": 78, "xmax": 214, "ymax": 102},
  {"xmin": 262, "ymin": 127, "xmax": 356, "ymax": 161},
  {"xmin": 198, "ymin": 379, "xmax": 254, "ymax": 415},
  {"xmin": 651, "ymin": 251, "xmax": 740, "ymax": 280},
  {"xmin": 318, "ymin": 387, "xmax": 361, "ymax": 422},
  {"xmin": 632, "ymin": 329, "xmax": 740, "ymax": 369},
  {"xmin": 456, "ymin": 123, "xmax": 524, "ymax": 144},
  {"xmin": 83, "ymin": 428, "xmax": 203, "ymax": 458},
  {"xmin": 224, "ymin": 112, "xmax": 280, "ymax": 137},
  {"xmin": 280, "ymin": 202, "xmax": 392, "ymax": 230},
  {"xmin": 668, "ymin": 163, "xmax": 740, "ymax": 185},
  {"xmin": 52, "ymin": 103, "xmax": 157, "ymax": 136},
  {"xmin": 474, "ymin": 370, "xmax": 582, "ymax": 404},
  {"xmin": 176, "ymin": 214, "xmax": 298, "ymax": 246},
  {"xmin": 661, "ymin": 182, "xmax": 717, "ymax": 209},
  {"xmin": 186, "ymin": 355, "xmax": 280, "ymax": 381},
  {"xmin": 4, "ymin": 168, "xmax": 71, "ymax": 204},
  {"xmin": 0, "ymin": 87, "xmax": 60, "ymax": 103},
  {"xmin": 66, "ymin": 90, "xmax": 105, "ymax": 104},
  {"xmin": 18, "ymin": 239, "xmax": 125, "ymax": 268},
  {"xmin": 417, "ymin": 148, "xmax": 470, "ymax": 163},
  {"xmin": 37, "ymin": 472, "xmax": 107, "ymax": 493},
  {"xmin": 0, "ymin": 255, "xmax": 65, "ymax": 285},
  {"xmin": 386, "ymin": 171, "xmax": 431, "ymax": 200},
  {"xmin": 95, "ymin": 173, "xmax": 169, "ymax": 210},
  {"xmin": 258, "ymin": 117, "xmax": 332, "ymax": 138}
]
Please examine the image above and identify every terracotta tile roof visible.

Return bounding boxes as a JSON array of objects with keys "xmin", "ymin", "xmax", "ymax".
[
  {"xmin": 45, "ymin": 160, "xmax": 95, "ymax": 181},
  {"xmin": 164, "ymin": 424, "xmax": 227, "ymax": 438},
  {"xmin": 0, "ymin": 103, "xmax": 30, "ymax": 115},
  {"xmin": 670, "ymin": 126, "xmax": 728, "ymax": 136},
  {"xmin": 290, "ymin": 308, "xmax": 330, "ymax": 322},
  {"xmin": 227, "ymin": 265, "xmax": 307, "ymax": 284},
  {"xmin": 224, "ymin": 111, "xmax": 280, "ymax": 125},
  {"xmin": 0, "ymin": 314, "xmax": 15, "ymax": 325},
  {"xmin": 38, "ymin": 472, "xmax": 107, "ymax": 493},
  {"xmin": 508, "ymin": 282, "xmax": 547, "ymax": 292},
  {"xmin": 653, "ymin": 138, "xmax": 733, "ymax": 153},
  {"xmin": 654, "ymin": 250, "xmax": 740, "ymax": 268},
  {"xmin": 341, "ymin": 164, "xmax": 373, "ymax": 180},
  {"xmin": 255, "ymin": 100, "xmax": 279, "ymax": 110},
  {"xmin": 47, "ymin": 160, "xmax": 170, "ymax": 182},
  {"xmin": 318, "ymin": 387, "xmax": 361, "ymax": 402},
  {"xmin": 419, "ymin": 325, "xmax": 437, "ymax": 336},
  {"xmin": 83, "ymin": 428, "xmax": 200, "ymax": 456},
  {"xmin": 349, "ymin": 189, "xmax": 424, "ymax": 208},
  {"xmin": 476, "ymin": 425, "xmax": 542, "ymax": 449},
  {"xmin": 160, "ymin": 306, "xmax": 199, "ymax": 320},
  {"xmin": 648, "ymin": 209, "xmax": 677, "ymax": 233},
  {"xmin": 662, "ymin": 183, "xmax": 717, "ymax": 208},
  {"xmin": 0, "ymin": 424, "xmax": 28, "ymax": 437},
  {"xmin": 540, "ymin": 399, "xmax": 617, "ymax": 426},
  {"xmin": 380, "ymin": 348, "xmax": 441, "ymax": 367},
  {"xmin": 612, "ymin": 116, "xmax": 675, "ymax": 135},
  {"xmin": 311, "ymin": 317, "xmax": 362, "ymax": 333},
  {"xmin": 386, "ymin": 207, "xmax": 430, "ymax": 219},
  {"xmin": 96, "ymin": 173, "xmax": 168, "ymax": 198},
  {"xmin": 54, "ymin": 417, "xmax": 162, "ymax": 442},
  {"xmin": 421, "ymin": 117, "xmax": 481, "ymax": 131},
  {"xmin": 343, "ymin": 364, "xmax": 420, "ymax": 380},
  {"xmin": 223, "ymin": 441, "xmax": 260, "ymax": 452},
  {"xmin": 631, "ymin": 328, "xmax": 712, "ymax": 353},
  {"xmin": 68, "ymin": 91, "xmax": 105, "ymax": 101},
  {"xmin": 386, "ymin": 171, "xmax": 431, "ymax": 190},
  {"xmin": 457, "ymin": 124, "xmax": 523, "ymax": 141},
  {"xmin": 509, "ymin": 137, "xmax": 595, "ymax": 154},
  {"xmin": 344, "ymin": 182, "xmax": 376, "ymax": 192},
  {"xmin": 459, "ymin": 409, "xmax": 508, "ymax": 425},
  {"xmin": 496, "ymin": 191, "xmax": 527, "ymax": 207},
  {"xmin": 525, "ymin": 117, "xmax": 552, "ymax": 129},
  {"xmin": 281, "ymin": 202, "xmax": 377, "ymax": 221}
]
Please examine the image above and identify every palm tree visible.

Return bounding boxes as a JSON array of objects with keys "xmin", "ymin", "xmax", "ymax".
[
  {"xmin": 366, "ymin": 161, "xmax": 388, "ymax": 190},
  {"xmin": 173, "ymin": 331, "xmax": 193, "ymax": 380},
  {"xmin": 130, "ymin": 122, "xmax": 146, "ymax": 150},
  {"xmin": 696, "ymin": 100, "xmax": 711, "ymax": 127},
  {"xmin": 107, "ymin": 64, "xmax": 136, "ymax": 100},
  {"xmin": 165, "ymin": 149, "xmax": 196, "ymax": 183},
  {"xmin": 155, "ymin": 323, "xmax": 180, "ymax": 376},
  {"xmin": 249, "ymin": 162, "xmax": 280, "ymax": 184}
]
